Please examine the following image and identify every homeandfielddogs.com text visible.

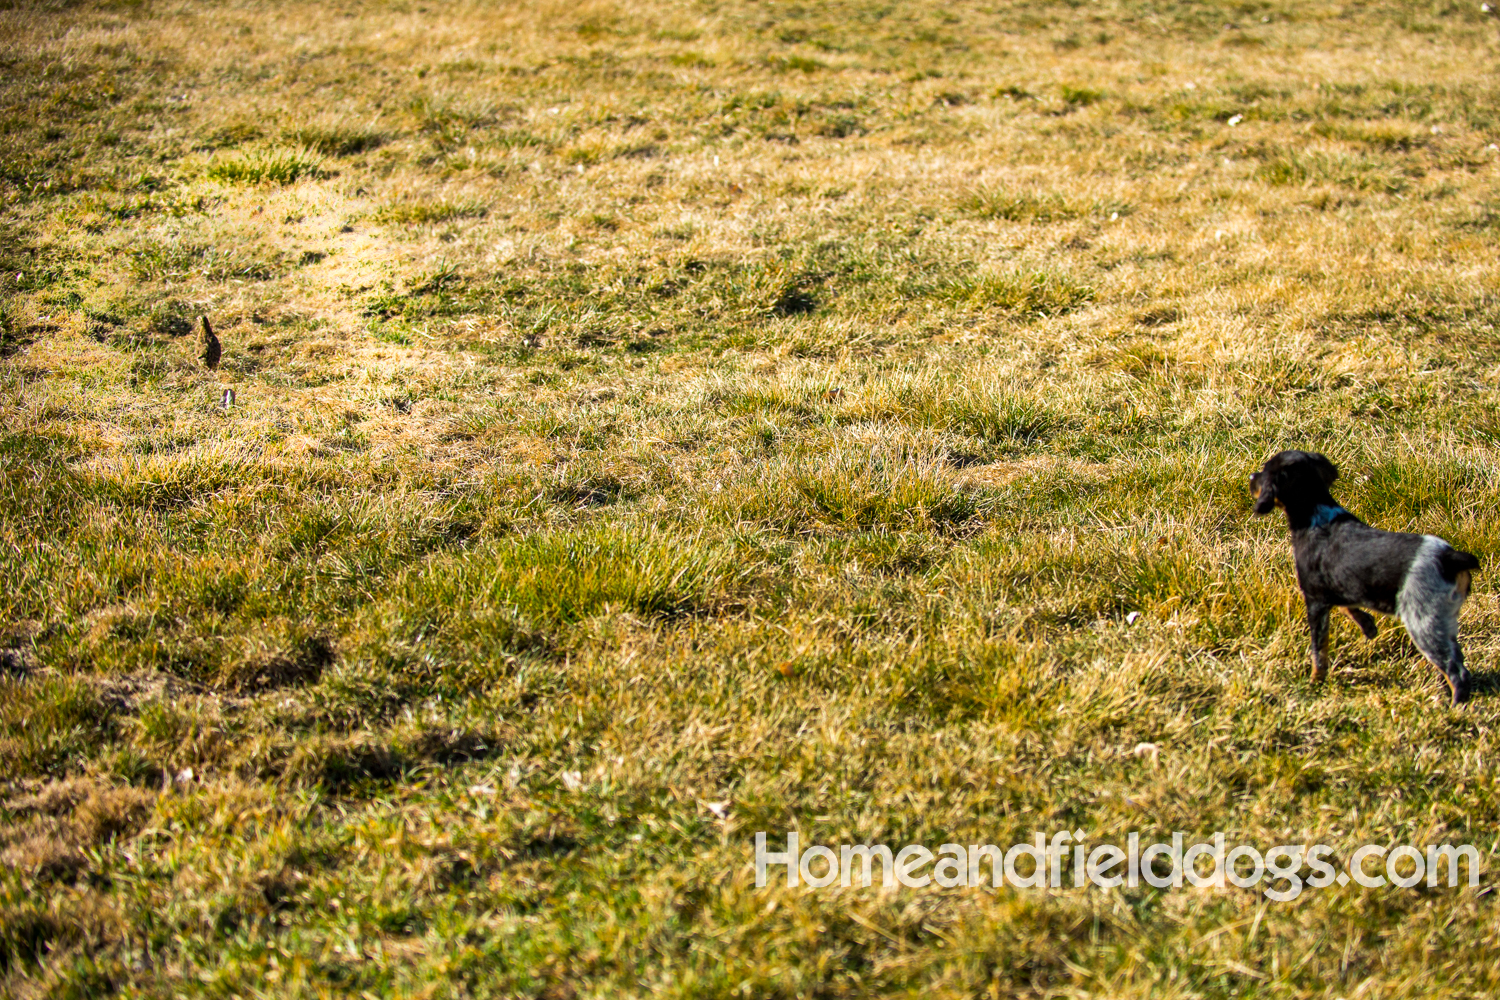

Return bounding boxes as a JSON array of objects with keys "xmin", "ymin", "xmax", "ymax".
[{"xmin": 754, "ymin": 832, "xmax": 1481, "ymax": 902}]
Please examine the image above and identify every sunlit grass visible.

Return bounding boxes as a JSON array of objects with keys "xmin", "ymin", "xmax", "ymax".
[{"xmin": 4, "ymin": 0, "xmax": 1500, "ymax": 996}]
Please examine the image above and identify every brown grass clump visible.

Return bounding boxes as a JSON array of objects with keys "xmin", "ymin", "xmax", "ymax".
[{"xmin": 2, "ymin": 779, "xmax": 155, "ymax": 877}]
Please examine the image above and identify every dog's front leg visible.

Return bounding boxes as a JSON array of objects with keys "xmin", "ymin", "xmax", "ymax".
[{"xmin": 1306, "ymin": 601, "xmax": 1332, "ymax": 682}]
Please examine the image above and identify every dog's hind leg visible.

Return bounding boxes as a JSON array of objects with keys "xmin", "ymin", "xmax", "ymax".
[
  {"xmin": 1399, "ymin": 545, "xmax": 1473, "ymax": 705},
  {"xmin": 1408, "ymin": 627, "xmax": 1471, "ymax": 705},
  {"xmin": 1445, "ymin": 639, "xmax": 1471, "ymax": 705},
  {"xmin": 1344, "ymin": 607, "xmax": 1378, "ymax": 639},
  {"xmin": 1307, "ymin": 602, "xmax": 1332, "ymax": 683},
  {"xmin": 1402, "ymin": 612, "xmax": 1471, "ymax": 705}
]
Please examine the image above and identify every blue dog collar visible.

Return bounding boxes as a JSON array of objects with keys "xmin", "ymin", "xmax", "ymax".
[{"xmin": 1307, "ymin": 504, "xmax": 1348, "ymax": 529}]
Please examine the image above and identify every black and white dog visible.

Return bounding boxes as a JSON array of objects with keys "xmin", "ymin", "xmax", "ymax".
[{"xmin": 1251, "ymin": 450, "xmax": 1480, "ymax": 704}]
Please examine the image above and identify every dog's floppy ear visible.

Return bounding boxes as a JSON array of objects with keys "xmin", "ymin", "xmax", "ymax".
[
  {"xmin": 1250, "ymin": 470, "xmax": 1278, "ymax": 515},
  {"xmin": 1308, "ymin": 452, "xmax": 1339, "ymax": 487}
]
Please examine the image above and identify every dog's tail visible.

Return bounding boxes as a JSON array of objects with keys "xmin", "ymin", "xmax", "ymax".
[
  {"xmin": 1441, "ymin": 548, "xmax": 1481, "ymax": 578},
  {"xmin": 1441, "ymin": 547, "xmax": 1481, "ymax": 596}
]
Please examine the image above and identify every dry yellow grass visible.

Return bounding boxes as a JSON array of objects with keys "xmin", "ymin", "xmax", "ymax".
[{"xmin": 5, "ymin": 0, "xmax": 1500, "ymax": 996}]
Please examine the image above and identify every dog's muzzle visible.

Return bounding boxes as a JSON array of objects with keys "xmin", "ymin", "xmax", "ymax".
[{"xmin": 1250, "ymin": 475, "xmax": 1277, "ymax": 515}]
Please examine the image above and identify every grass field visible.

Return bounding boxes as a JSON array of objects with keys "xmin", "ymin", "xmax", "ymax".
[{"xmin": 5, "ymin": 0, "xmax": 1500, "ymax": 995}]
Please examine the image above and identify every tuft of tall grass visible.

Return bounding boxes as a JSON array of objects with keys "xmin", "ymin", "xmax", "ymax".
[
  {"xmin": 716, "ymin": 444, "xmax": 988, "ymax": 534},
  {"xmin": 206, "ymin": 148, "xmax": 326, "ymax": 185},
  {"xmin": 961, "ymin": 185, "xmax": 1083, "ymax": 223},
  {"xmin": 312, "ymin": 525, "xmax": 749, "ymax": 721},
  {"xmin": 129, "ymin": 238, "xmax": 284, "ymax": 282},
  {"xmin": 283, "ymin": 124, "xmax": 385, "ymax": 156},
  {"xmin": 1255, "ymin": 150, "xmax": 1407, "ymax": 193},
  {"xmin": 483, "ymin": 526, "xmax": 745, "ymax": 623},
  {"xmin": 0, "ymin": 676, "xmax": 116, "ymax": 778},
  {"xmin": 847, "ymin": 373, "xmax": 1065, "ymax": 446},
  {"xmin": 934, "ymin": 270, "xmax": 1094, "ymax": 316},
  {"xmin": 374, "ymin": 199, "xmax": 489, "ymax": 225}
]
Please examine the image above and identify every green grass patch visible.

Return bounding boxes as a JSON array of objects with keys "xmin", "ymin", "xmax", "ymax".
[
  {"xmin": 0, "ymin": 676, "xmax": 116, "ymax": 779},
  {"xmin": 960, "ymin": 185, "xmax": 1084, "ymax": 223},
  {"xmin": 934, "ymin": 269, "xmax": 1095, "ymax": 315},
  {"xmin": 716, "ymin": 446, "xmax": 988, "ymax": 533},
  {"xmin": 283, "ymin": 124, "xmax": 386, "ymax": 156},
  {"xmin": 206, "ymin": 148, "xmax": 327, "ymax": 185},
  {"xmin": 373, "ymin": 199, "xmax": 489, "ymax": 225},
  {"xmin": 1254, "ymin": 150, "xmax": 1408, "ymax": 193}
]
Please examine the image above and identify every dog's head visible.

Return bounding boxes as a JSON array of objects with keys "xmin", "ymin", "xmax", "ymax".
[{"xmin": 1250, "ymin": 450, "xmax": 1339, "ymax": 516}]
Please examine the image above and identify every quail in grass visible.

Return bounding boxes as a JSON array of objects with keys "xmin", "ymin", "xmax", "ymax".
[{"xmin": 200, "ymin": 315, "xmax": 221, "ymax": 370}]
